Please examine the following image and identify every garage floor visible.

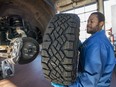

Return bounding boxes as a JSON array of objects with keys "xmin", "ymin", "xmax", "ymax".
[
  {"xmin": 0, "ymin": 55, "xmax": 115, "ymax": 87},
  {"xmin": 0, "ymin": 55, "xmax": 53, "ymax": 87}
]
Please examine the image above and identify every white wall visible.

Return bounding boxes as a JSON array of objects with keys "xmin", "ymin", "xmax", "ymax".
[{"xmin": 111, "ymin": 5, "xmax": 116, "ymax": 35}]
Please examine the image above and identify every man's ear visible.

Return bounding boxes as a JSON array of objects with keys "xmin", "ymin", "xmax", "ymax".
[{"xmin": 99, "ymin": 21, "xmax": 104, "ymax": 27}]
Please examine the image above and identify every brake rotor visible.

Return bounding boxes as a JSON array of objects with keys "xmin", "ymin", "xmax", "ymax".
[{"xmin": 18, "ymin": 37, "xmax": 39, "ymax": 64}]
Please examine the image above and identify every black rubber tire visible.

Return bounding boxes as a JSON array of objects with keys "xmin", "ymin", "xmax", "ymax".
[
  {"xmin": 41, "ymin": 13, "xmax": 80, "ymax": 85},
  {"xmin": 18, "ymin": 37, "xmax": 39, "ymax": 64}
]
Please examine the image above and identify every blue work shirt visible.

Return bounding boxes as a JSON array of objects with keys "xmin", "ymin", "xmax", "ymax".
[{"xmin": 52, "ymin": 30, "xmax": 115, "ymax": 87}]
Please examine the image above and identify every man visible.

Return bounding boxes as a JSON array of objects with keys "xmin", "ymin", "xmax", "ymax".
[{"xmin": 52, "ymin": 12, "xmax": 115, "ymax": 87}]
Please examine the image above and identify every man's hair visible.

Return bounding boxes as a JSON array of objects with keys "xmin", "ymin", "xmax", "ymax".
[{"xmin": 91, "ymin": 12, "xmax": 105, "ymax": 22}]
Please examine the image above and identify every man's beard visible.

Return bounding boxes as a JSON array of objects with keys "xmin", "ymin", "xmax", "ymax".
[{"xmin": 87, "ymin": 26, "xmax": 100, "ymax": 34}]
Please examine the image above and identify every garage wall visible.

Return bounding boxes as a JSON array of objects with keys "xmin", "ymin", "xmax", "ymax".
[{"xmin": 111, "ymin": 5, "xmax": 116, "ymax": 35}]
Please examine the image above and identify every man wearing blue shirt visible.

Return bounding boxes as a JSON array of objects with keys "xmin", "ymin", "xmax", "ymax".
[{"xmin": 52, "ymin": 12, "xmax": 115, "ymax": 87}]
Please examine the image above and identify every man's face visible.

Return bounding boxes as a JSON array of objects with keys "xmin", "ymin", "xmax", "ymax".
[{"xmin": 87, "ymin": 14, "xmax": 100, "ymax": 34}]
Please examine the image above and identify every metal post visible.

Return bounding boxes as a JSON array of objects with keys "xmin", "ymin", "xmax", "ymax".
[
  {"xmin": 97, "ymin": 0, "xmax": 105, "ymax": 29},
  {"xmin": 97, "ymin": 0, "xmax": 104, "ymax": 13}
]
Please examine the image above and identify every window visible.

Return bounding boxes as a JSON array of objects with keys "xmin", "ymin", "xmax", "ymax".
[{"xmin": 64, "ymin": 3, "xmax": 97, "ymax": 42}]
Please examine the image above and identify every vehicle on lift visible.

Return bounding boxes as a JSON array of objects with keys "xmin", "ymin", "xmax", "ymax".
[{"xmin": 0, "ymin": 0, "xmax": 56, "ymax": 79}]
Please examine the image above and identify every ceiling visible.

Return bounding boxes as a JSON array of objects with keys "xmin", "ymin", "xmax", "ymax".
[{"xmin": 55, "ymin": 0, "xmax": 96, "ymax": 12}]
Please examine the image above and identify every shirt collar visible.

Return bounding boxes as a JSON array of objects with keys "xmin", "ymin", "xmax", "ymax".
[{"xmin": 83, "ymin": 29, "xmax": 105, "ymax": 44}]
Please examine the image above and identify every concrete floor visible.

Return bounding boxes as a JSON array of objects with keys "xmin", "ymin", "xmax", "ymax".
[
  {"xmin": 0, "ymin": 55, "xmax": 115, "ymax": 87},
  {"xmin": 0, "ymin": 55, "xmax": 53, "ymax": 87},
  {"xmin": 110, "ymin": 67, "xmax": 116, "ymax": 87}
]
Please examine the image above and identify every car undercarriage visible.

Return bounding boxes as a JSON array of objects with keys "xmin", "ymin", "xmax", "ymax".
[{"xmin": 0, "ymin": 15, "xmax": 39, "ymax": 79}]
